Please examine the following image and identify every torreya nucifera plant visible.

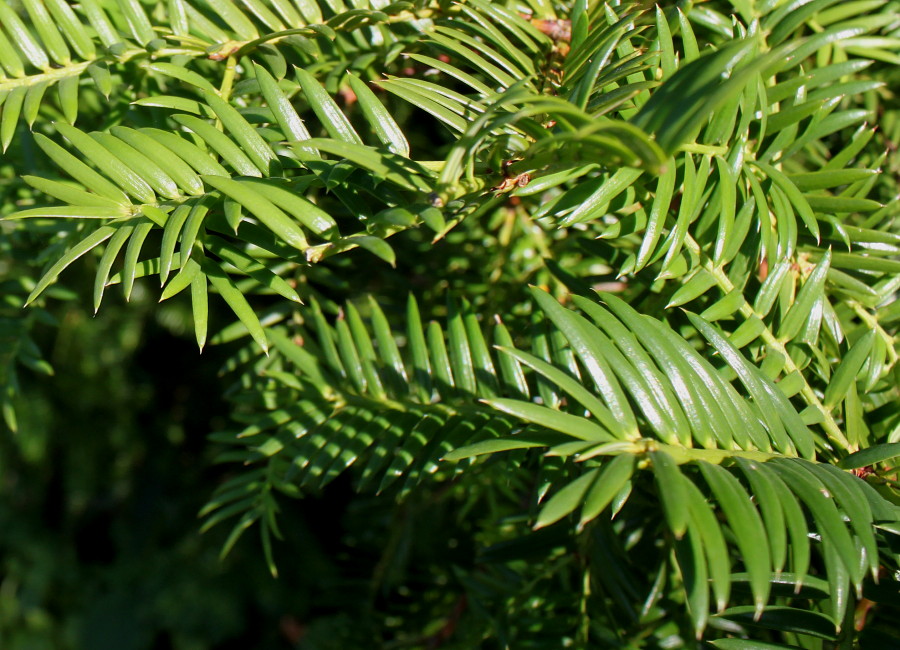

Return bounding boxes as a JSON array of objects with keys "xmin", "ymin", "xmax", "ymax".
[{"xmin": 2, "ymin": 0, "xmax": 899, "ymax": 646}]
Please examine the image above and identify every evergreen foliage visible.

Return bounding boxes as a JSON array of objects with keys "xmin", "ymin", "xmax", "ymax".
[{"xmin": 2, "ymin": 0, "xmax": 899, "ymax": 646}]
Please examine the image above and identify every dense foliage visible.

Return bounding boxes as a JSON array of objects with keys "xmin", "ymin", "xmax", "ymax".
[{"xmin": 2, "ymin": 0, "xmax": 899, "ymax": 647}]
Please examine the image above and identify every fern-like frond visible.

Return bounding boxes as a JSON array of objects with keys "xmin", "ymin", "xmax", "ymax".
[
  {"xmin": 201, "ymin": 292, "xmax": 548, "ymax": 571},
  {"xmin": 4, "ymin": 66, "xmax": 445, "ymax": 349},
  {"xmin": 443, "ymin": 289, "xmax": 900, "ymax": 638}
]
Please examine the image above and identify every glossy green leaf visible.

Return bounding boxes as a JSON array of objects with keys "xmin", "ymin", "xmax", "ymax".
[
  {"xmin": 769, "ymin": 460, "xmax": 862, "ymax": 586},
  {"xmin": 298, "ymin": 138, "xmax": 429, "ymax": 192},
  {"xmin": 463, "ymin": 306, "xmax": 499, "ymax": 398},
  {"xmin": 689, "ymin": 313, "xmax": 815, "ymax": 458},
  {"xmin": 534, "ymin": 468, "xmax": 599, "ymax": 529},
  {"xmin": 735, "ymin": 458, "xmax": 786, "ymax": 574},
  {"xmin": 496, "ymin": 347, "xmax": 624, "ymax": 439},
  {"xmin": 55, "ymin": 123, "xmax": 154, "ymax": 203},
  {"xmin": 334, "ymin": 317, "xmax": 366, "ymax": 394},
  {"xmin": 173, "ymin": 115, "xmax": 261, "ymax": 177},
  {"xmin": 492, "ymin": 324, "xmax": 528, "ymax": 401},
  {"xmin": 45, "ymin": 0, "xmax": 95, "ymax": 59},
  {"xmin": 253, "ymin": 63, "xmax": 317, "ymax": 159},
  {"xmin": 632, "ymin": 39, "xmax": 772, "ymax": 154},
  {"xmin": 346, "ymin": 73, "xmax": 409, "ymax": 157},
  {"xmin": 57, "ymin": 75, "xmax": 79, "ymax": 125},
  {"xmin": 206, "ymin": 0, "xmax": 259, "ymax": 39},
  {"xmin": 118, "ymin": 0, "xmax": 155, "ymax": 44},
  {"xmin": 529, "ymin": 287, "xmax": 637, "ymax": 435},
  {"xmin": 754, "ymin": 161, "xmax": 819, "ymax": 240},
  {"xmin": 90, "ymin": 132, "xmax": 180, "ymax": 200},
  {"xmin": 578, "ymin": 453, "xmax": 635, "ymax": 528},
  {"xmin": 824, "ymin": 331, "xmax": 876, "ymax": 408},
  {"xmin": 698, "ymin": 462, "xmax": 771, "ymax": 616},
  {"xmin": 1, "ymin": 86, "xmax": 25, "ymax": 152},
  {"xmin": 446, "ymin": 299, "xmax": 476, "ymax": 395},
  {"xmin": 77, "ymin": 0, "xmax": 118, "ymax": 47},
  {"xmin": 121, "ymin": 220, "xmax": 154, "ymax": 300},
  {"xmin": 0, "ymin": 2, "xmax": 49, "ymax": 70},
  {"xmin": 0, "ymin": 27, "xmax": 25, "ymax": 78},
  {"xmin": 22, "ymin": 81, "xmax": 49, "ymax": 128},
  {"xmin": 202, "ymin": 91, "xmax": 281, "ymax": 176},
  {"xmin": 92, "ymin": 222, "xmax": 133, "ymax": 312},
  {"xmin": 576, "ymin": 296, "xmax": 690, "ymax": 446},
  {"xmin": 683, "ymin": 478, "xmax": 731, "ymax": 612},
  {"xmin": 443, "ymin": 431, "xmax": 565, "ymax": 461},
  {"xmin": 20, "ymin": 176, "xmax": 124, "ymax": 209},
  {"xmin": 716, "ymin": 633, "xmax": 802, "ymax": 648},
  {"xmin": 838, "ymin": 443, "xmax": 900, "ymax": 470},
  {"xmin": 206, "ymin": 237, "xmax": 301, "ymax": 303},
  {"xmin": 789, "ymin": 168, "xmax": 878, "ymax": 190},
  {"xmin": 110, "ymin": 126, "xmax": 205, "ymax": 196},
  {"xmin": 814, "ymin": 462, "xmax": 880, "ymax": 578},
  {"xmin": 159, "ymin": 255, "xmax": 200, "ymax": 302},
  {"xmin": 201, "ymin": 176, "xmax": 308, "ymax": 251},
  {"xmin": 131, "ymin": 96, "xmax": 212, "ymax": 116},
  {"xmin": 26, "ymin": 224, "xmax": 118, "ymax": 305},
  {"xmin": 649, "ymin": 450, "xmax": 688, "ymax": 538},
  {"xmin": 202, "ymin": 258, "xmax": 268, "ymax": 353},
  {"xmin": 636, "ymin": 159, "xmax": 676, "ymax": 270},
  {"xmin": 484, "ymin": 399, "xmax": 616, "ymax": 443},
  {"xmin": 777, "ymin": 250, "xmax": 832, "ymax": 343},
  {"xmin": 295, "ymin": 67, "xmax": 362, "ymax": 145},
  {"xmin": 139, "ymin": 128, "xmax": 230, "ymax": 177}
]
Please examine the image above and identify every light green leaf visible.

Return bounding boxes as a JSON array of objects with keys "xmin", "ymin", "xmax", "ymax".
[
  {"xmin": 57, "ymin": 75, "xmax": 79, "ymax": 124},
  {"xmin": 347, "ymin": 73, "xmax": 409, "ymax": 157},
  {"xmin": 121, "ymin": 220, "xmax": 154, "ymax": 300},
  {"xmin": 443, "ymin": 431, "xmax": 565, "ymax": 461},
  {"xmin": 202, "ymin": 90, "xmax": 281, "ymax": 176},
  {"xmin": 529, "ymin": 287, "xmax": 637, "ymax": 435},
  {"xmin": 90, "ymin": 132, "xmax": 180, "ymax": 200},
  {"xmin": 824, "ymin": 331, "xmax": 876, "ymax": 408},
  {"xmin": 202, "ymin": 258, "xmax": 268, "ymax": 353},
  {"xmin": 205, "ymin": 236, "xmax": 301, "ymax": 303},
  {"xmin": 118, "ymin": 0, "xmax": 155, "ymax": 44},
  {"xmin": 484, "ymin": 399, "xmax": 616, "ymax": 443},
  {"xmin": 534, "ymin": 468, "xmax": 599, "ymax": 529},
  {"xmin": 26, "ymin": 224, "xmax": 119, "ymax": 305},
  {"xmin": 838, "ymin": 443, "xmax": 900, "ymax": 470},
  {"xmin": 201, "ymin": 176, "xmax": 308, "ymax": 251},
  {"xmin": 111, "ymin": 126, "xmax": 205, "ymax": 196},
  {"xmin": 0, "ymin": 2, "xmax": 49, "ymax": 70},
  {"xmin": 777, "ymin": 250, "xmax": 832, "ymax": 343},
  {"xmin": 253, "ymin": 63, "xmax": 318, "ymax": 159},
  {"xmin": 1, "ymin": 87, "xmax": 26, "ymax": 152},
  {"xmin": 578, "ymin": 453, "xmax": 635, "ymax": 528},
  {"xmin": 92, "ymin": 222, "xmax": 133, "ymax": 312},
  {"xmin": 174, "ymin": 115, "xmax": 262, "ymax": 177},
  {"xmin": 45, "ymin": 0, "xmax": 95, "ymax": 59},
  {"xmin": 295, "ymin": 67, "xmax": 362, "ymax": 145},
  {"xmin": 54, "ymin": 123, "xmax": 154, "ymax": 203},
  {"xmin": 496, "ymin": 346, "xmax": 624, "ymax": 439},
  {"xmin": 21, "ymin": 176, "xmax": 124, "ymax": 209},
  {"xmin": 139, "ymin": 128, "xmax": 230, "ymax": 177}
]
